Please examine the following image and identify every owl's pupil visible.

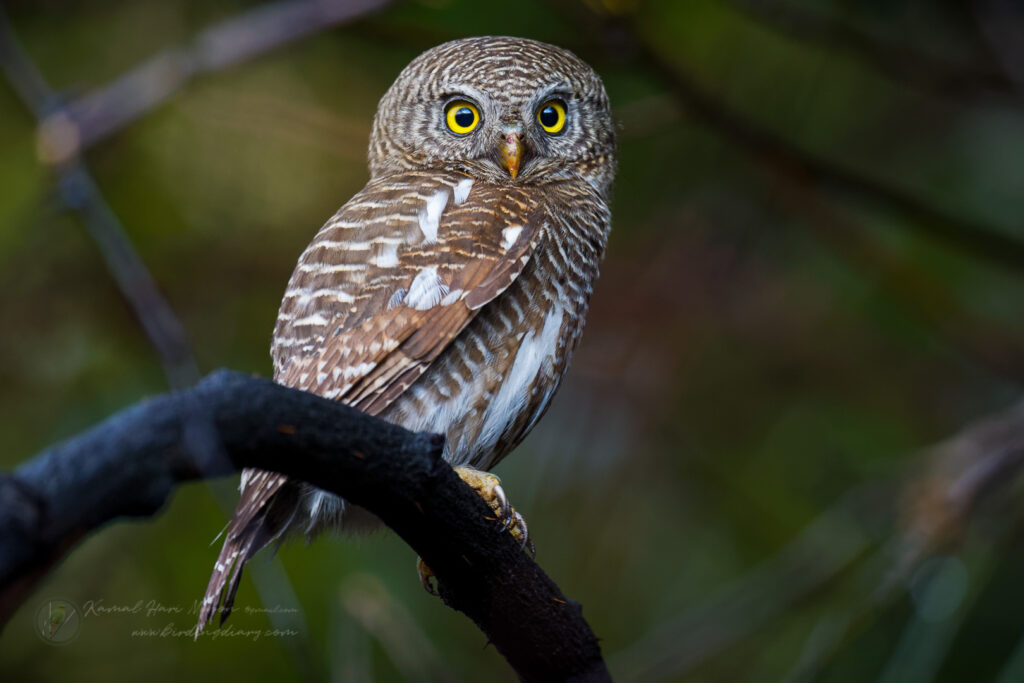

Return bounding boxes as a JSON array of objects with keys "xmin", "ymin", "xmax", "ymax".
[
  {"xmin": 454, "ymin": 108, "xmax": 474, "ymax": 127},
  {"xmin": 539, "ymin": 106, "xmax": 558, "ymax": 127}
]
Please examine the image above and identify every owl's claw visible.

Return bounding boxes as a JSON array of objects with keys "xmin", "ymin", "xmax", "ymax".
[
  {"xmin": 417, "ymin": 557, "xmax": 437, "ymax": 596},
  {"xmin": 452, "ymin": 466, "xmax": 530, "ymax": 550},
  {"xmin": 492, "ymin": 481, "xmax": 511, "ymax": 524},
  {"xmin": 417, "ymin": 467, "xmax": 533, "ymax": 594},
  {"xmin": 513, "ymin": 510, "xmax": 536, "ymax": 558}
]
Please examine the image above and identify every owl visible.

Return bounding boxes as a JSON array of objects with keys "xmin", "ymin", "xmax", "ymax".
[{"xmin": 197, "ymin": 36, "xmax": 616, "ymax": 631}]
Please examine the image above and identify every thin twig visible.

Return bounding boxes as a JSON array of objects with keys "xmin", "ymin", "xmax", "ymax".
[
  {"xmin": 56, "ymin": 0, "xmax": 392, "ymax": 151},
  {"xmin": 58, "ymin": 164, "xmax": 201, "ymax": 388},
  {"xmin": 971, "ymin": 0, "xmax": 1024, "ymax": 94},
  {"xmin": 768, "ymin": 172, "xmax": 1024, "ymax": 383},
  {"xmin": 0, "ymin": 8, "xmax": 200, "ymax": 390},
  {"xmin": 607, "ymin": 488, "xmax": 878, "ymax": 681},
  {"xmin": 629, "ymin": 33, "xmax": 1024, "ymax": 274},
  {"xmin": 547, "ymin": 0, "xmax": 1024, "ymax": 275},
  {"xmin": 0, "ymin": 0, "xmax": 395, "ymax": 386},
  {"xmin": 728, "ymin": 0, "xmax": 1018, "ymax": 102}
]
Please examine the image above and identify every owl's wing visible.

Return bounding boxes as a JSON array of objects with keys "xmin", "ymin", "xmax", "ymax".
[
  {"xmin": 263, "ymin": 171, "xmax": 544, "ymax": 521},
  {"xmin": 274, "ymin": 172, "xmax": 543, "ymax": 407},
  {"xmin": 199, "ymin": 172, "xmax": 546, "ymax": 631}
]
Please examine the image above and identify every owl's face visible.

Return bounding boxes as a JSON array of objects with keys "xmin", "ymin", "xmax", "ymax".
[{"xmin": 369, "ymin": 37, "xmax": 616, "ymax": 198}]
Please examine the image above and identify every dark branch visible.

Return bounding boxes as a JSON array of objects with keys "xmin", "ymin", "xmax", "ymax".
[{"xmin": 0, "ymin": 370, "xmax": 610, "ymax": 683}]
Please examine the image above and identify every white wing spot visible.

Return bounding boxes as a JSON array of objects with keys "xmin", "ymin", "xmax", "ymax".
[
  {"xmin": 297, "ymin": 261, "xmax": 364, "ymax": 274},
  {"xmin": 418, "ymin": 189, "xmax": 449, "ymax": 243},
  {"xmin": 290, "ymin": 286, "xmax": 355, "ymax": 306},
  {"xmin": 404, "ymin": 266, "xmax": 449, "ymax": 310},
  {"xmin": 374, "ymin": 242, "xmax": 399, "ymax": 268},
  {"xmin": 440, "ymin": 288, "xmax": 464, "ymax": 306},
  {"xmin": 294, "ymin": 313, "xmax": 330, "ymax": 326},
  {"xmin": 501, "ymin": 225, "xmax": 523, "ymax": 250},
  {"xmin": 344, "ymin": 362, "xmax": 376, "ymax": 379},
  {"xmin": 453, "ymin": 178, "xmax": 474, "ymax": 205},
  {"xmin": 388, "ymin": 288, "xmax": 407, "ymax": 309}
]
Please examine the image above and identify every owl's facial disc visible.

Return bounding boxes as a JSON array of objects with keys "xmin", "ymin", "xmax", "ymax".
[
  {"xmin": 497, "ymin": 125, "xmax": 524, "ymax": 179},
  {"xmin": 369, "ymin": 37, "xmax": 616, "ymax": 196}
]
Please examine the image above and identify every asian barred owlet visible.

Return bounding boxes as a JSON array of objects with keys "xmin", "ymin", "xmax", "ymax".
[{"xmin": 197, "ymin": 36, "xmax": 616, "ymax": 631}]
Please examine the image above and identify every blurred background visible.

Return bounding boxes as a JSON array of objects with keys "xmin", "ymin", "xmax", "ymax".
[{"xmin": 2, "ymin": 0, "xmax": 1024, "ymax": 680}]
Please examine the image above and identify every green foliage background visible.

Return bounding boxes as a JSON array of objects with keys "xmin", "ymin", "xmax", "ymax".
[{"xmin": 2, "ymin": 0, "xmax": 1024, "ymax": 680}]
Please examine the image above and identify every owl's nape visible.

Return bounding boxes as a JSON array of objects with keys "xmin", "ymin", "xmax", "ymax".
[{"xmin": 199, "ymin": 36, "xmax": 615, "ymax": 634}]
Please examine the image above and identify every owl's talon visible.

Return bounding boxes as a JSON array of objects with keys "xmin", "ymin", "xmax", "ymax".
[
  {"xmin": 452, "ymin": 466, "xmax": 533, "ymax": 554},
  {"xmin": 513, "ymin": 510, "xmax": 535, "ymax": 557},
  {"xmin": 417, "ymin": 557, "xmax": 438, "ymax": 596},
  {"xmin": 492, "ymin": 482, "xmax": 511, "ymax": 522}
]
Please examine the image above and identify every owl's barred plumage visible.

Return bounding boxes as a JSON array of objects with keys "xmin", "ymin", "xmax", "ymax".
[{"xmin": 198, "ymin": 36, "xmax": 616, "ymax": 632}]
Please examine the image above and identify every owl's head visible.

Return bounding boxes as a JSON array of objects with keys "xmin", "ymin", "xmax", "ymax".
[{"xmin": 368, "ymin": 36, "xmax": 616, "ymax": 198}]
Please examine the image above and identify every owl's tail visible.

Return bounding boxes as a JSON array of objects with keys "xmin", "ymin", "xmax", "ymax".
[{"xmin": 195, "ymin": 470, "xmax": 295, "ymax": 638}]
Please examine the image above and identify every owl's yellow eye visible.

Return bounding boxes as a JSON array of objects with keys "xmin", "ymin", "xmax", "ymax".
[
  {"xmin": 537, "ymin": 100, "xmax": 567, "ymax": 134},
  {"xmin": 445, "ymin": 101, "xmax": 480, "ymax": 135}
]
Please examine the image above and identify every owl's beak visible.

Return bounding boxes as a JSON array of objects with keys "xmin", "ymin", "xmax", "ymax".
[{"xmin": 498, "ymin": 129, "xmax": 524, "ymax": 179}]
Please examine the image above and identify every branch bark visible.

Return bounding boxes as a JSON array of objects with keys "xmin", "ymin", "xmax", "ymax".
[{"xmin": 0, "ymin": 370, "xmax": 610, "ymax": 683}]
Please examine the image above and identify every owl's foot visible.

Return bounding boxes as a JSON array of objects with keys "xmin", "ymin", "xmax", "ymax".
[
  {"xmin": 417, "ymin": 467, "xmax": 534, "ymax": 595},
  {"xmin": 453, "ymin": 467, "xmax": 534, "ymax": 554}
]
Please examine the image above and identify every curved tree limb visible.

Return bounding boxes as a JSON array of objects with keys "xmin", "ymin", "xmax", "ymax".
[{"xmin": 0, "ymin": 370, "xmax": 610, "ymax": 682}]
